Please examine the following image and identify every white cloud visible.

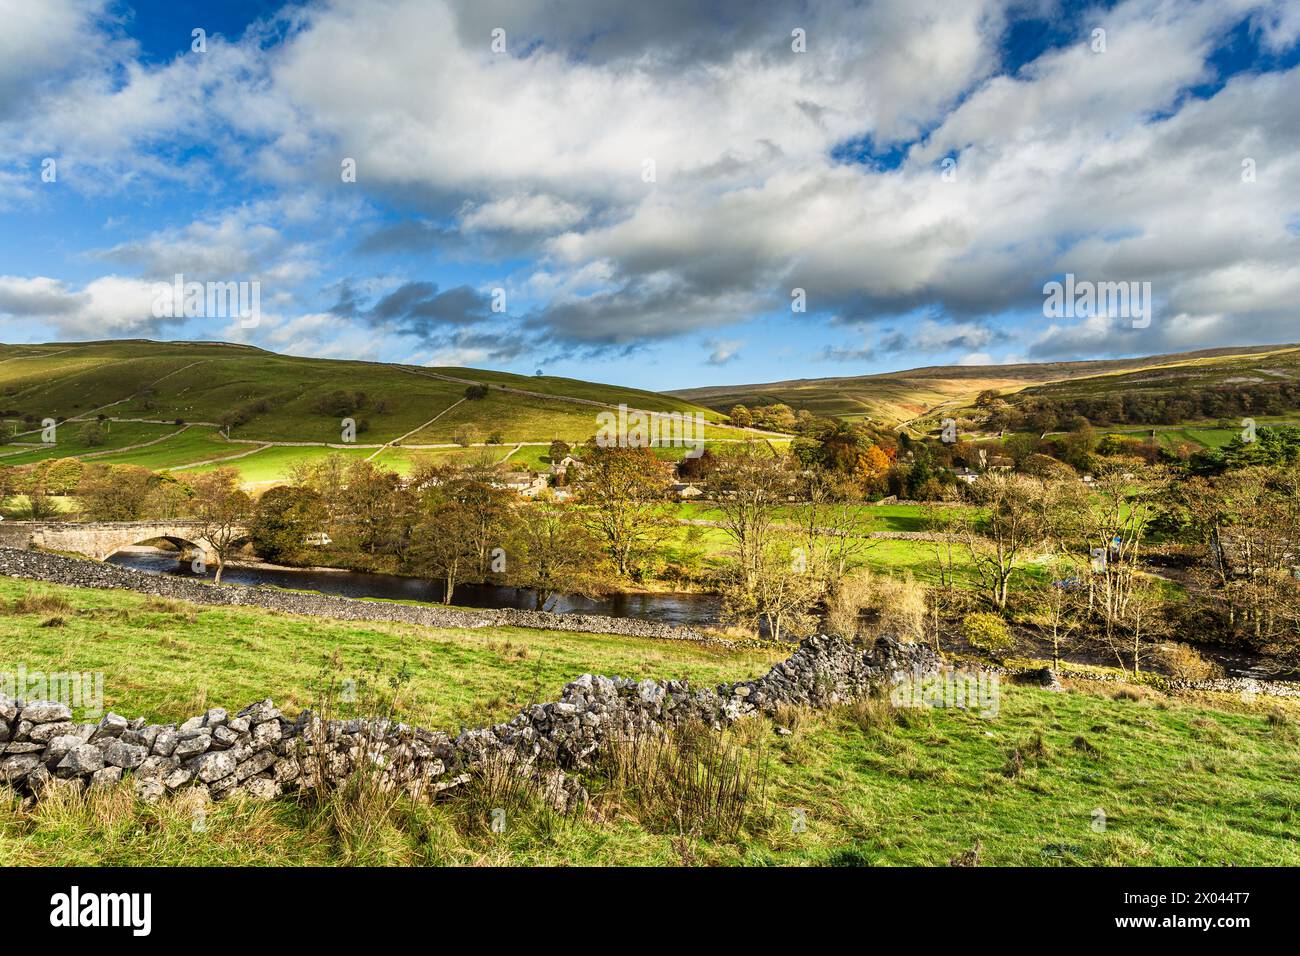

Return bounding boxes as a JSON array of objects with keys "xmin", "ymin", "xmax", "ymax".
[
  {"xmin": 460, "ymin": 194, "xmax": 588, "ymax": 233},
  {"xmin": 705, "ymin": 338, "xmax": 744, "ymax": 365},
  {"xmin": 0, "ymin": 274, "xmax": 170, "ymax": 336},
  {"xmin": 2, "ymin": 0, "xmax": 1297, "ymax": 366}
]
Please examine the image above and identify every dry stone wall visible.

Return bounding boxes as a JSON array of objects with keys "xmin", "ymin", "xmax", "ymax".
[{"xmin": 0, "ymin": 634, "xmax": 941, "ymax": 809}]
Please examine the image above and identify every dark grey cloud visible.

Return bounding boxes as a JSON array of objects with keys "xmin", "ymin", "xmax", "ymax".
[
  {"xmin": 331, "ymin": 279, "xmax": 496, "ymax": 340},
  {"xmin": 352, "ymin": 220, "xmax": 463, "ymax": 255},
  {"xmin": 523, "ymin": 277, "xmax": 761, "ymax": 349}
]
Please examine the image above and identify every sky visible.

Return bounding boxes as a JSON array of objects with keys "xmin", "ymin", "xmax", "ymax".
[{"xmin": 0, "ymin": 0, "xmax": 1297, "ymax": 391}]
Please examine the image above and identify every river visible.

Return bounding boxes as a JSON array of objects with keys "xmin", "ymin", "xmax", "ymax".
[{"xmin": 107, "ymin": 547, "xmax": 724, "ymax": 627}]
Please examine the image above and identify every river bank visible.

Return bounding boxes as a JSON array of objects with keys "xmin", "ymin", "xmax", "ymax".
[
  {"xmin": 0, "ymin": 548, "xmax": 757, "ymax": 648},
  {"xmin": 108, "ymin": 546, "xmax": 726, "ymax": 627}
]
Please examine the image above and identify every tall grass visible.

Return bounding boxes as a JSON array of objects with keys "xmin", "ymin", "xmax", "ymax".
[{"xmin": 594, "ymin": 719, "xmax": 772, "ymax": 842}]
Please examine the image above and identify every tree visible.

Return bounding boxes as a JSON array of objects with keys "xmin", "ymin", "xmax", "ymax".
[
  {"xmin": 249, "ymin": 485, "xmax": 327, "ymax": 564},
  {"xmin": 790, "ymin": 468, "xmax": 875, "ymax": 588},
  {"xmin": 410, "ymin": 497, "xmax": 477, "ymax": 604},
  {"xmin": 144, "ymin": 475, "xmax": 192, "ymax": 519},
  {"xmin": 710, "ymin": 443, "xmax": 792, "ymax": 590},
  {"xmin": 960, "ymin": 472, "xmax": 1052, "ymax": 609},
  {"xmin": 77, "ymin": 464, "xmax": 156, "ymax": 521},
  {"xmin": 1059, "ymin": 421, "xmax": 1097, "ymax": 472},
  {"xmin": 572, "ymin": 444, "xmax": 672, "ymax": 577},
  {"xmin": 421, "ymin": 465, "xmax": 516, "ymax": 577},
  {"xmin": 1051, "ymin": 465, "xmax": 1169, "ymax": 665},
  {"xmin": 1176, "ymin": 465, "xmax": 1300, "ymax": 660},
  {"xmin": 1031, "ymin": 579, "xmax": 1085, "ymax": 670},
  {"xmin": 676, "ymin": 447, "xmax": 717, "ymax": 482},
  {"xmin": 921, "ymin": 492, "xmax": 966, "ymax": 591},
  {"xmin": 729, "ymin": 405, "xmax": 753, "ymax": 428},
  {"xmin": 337, "ymin": 459, "xmax": 417, "ymax": 561},
  {"xmin": 720, "ymin": 534, "xmax": 822, "ymax": 643},
  {"xmin": 184, "ymin": 468, "xmax": 252, "ymax": 584},
  {"xmin": 41, "ymin": 458, "xmax": 85, "ymax": 495},
  {"xmin": 23, "ymin": 488, "xmax": 60, "ymax": 521},
  {"xmin": 507, "ymin": 498, "xmax": 608, "ymax": 610},
  {"xmin": 77, "ymin": 421, "xmax": 107, "ymax": 448},
  {"xmin": 313, "ymin": 389, "xmax": 367, "ymax": 417},
  {"xmin": 548, "ymin": 439, "xmax": 571, "ymax": 462},
  {"xmin": 289, "ymin": 453, "xmax": 351, "ymax": 526},
  {"xmin": 853, "ymin": 445, "xmax": 891, "ymax": 495},
  {"xmin": 464, "ymin": 383, "xmax": 489, "ymax": 401},
  {"xmin": 1003, "ymin": 433, "xmax": 1039, "ymax": 468}
]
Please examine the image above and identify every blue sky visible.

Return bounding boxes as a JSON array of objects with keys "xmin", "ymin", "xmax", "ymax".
[{"xmin": 0, "ymin": 0, "xmax": 1297, "ymax": 391}]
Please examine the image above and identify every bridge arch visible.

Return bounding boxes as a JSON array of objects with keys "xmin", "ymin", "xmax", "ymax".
[{"xmin": 105, "ymin": 534, "xmax": 209, "ymax": 563}]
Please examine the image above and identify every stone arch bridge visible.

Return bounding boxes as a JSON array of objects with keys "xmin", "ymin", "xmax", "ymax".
[{"xmin": 0, "ymin": 521, "xmax": 247, "ymax": 563}]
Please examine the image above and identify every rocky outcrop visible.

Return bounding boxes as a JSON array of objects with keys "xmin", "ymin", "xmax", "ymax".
[
  {"xmin": 0, "ymin": 634, "xmax": 939, "ymax": 809},
  {"xmin": 0, "ymin": 547, "xmax": 747, "ymax": 647}
]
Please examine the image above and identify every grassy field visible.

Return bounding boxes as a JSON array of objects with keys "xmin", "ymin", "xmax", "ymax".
[
  {"xmin": 1, "ymin": 576, "xmax": 1296, "ymax": 866},
  {"xmin": 0, "ymin": 420, "xmax": 182, "ymax": 466},
  {"xmin": 0, "ymin": 576, "xmax": 777, "ymax": 730},
  {"xmin": 660, "ymin": 500, "xmax": 987, "ymax": 584},
  {"xmin": 180, "ymin": 443, "xmax": 378, "ymax": 482}
]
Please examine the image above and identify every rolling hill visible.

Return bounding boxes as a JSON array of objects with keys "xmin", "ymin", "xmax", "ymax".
[
  {"xmin": 671, "ymin": 344, "xmax": 1300, "ymax": 428},
  {"xmin": 0, "ymin": 340, "xmax": 771, "ymax": 484}
]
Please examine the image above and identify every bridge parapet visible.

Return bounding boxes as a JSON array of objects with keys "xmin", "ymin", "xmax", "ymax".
[{"xmin": 0, "ymin": 520, "xmax": 240, "ymax": 562}]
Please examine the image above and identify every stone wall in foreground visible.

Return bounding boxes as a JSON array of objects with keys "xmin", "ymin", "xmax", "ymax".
[
  {"xmin": 0, "ymin": 634, "xmax": 940, "ymax": 809},
  {"xmin": 0, "ymin": 547, "xmax": 745, "ymax": 647}
]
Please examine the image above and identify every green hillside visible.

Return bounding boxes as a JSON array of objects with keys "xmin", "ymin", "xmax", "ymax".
[
  {"xmin": 672, "ymin": 344, "xmax": 1298, "ymax": 427},
  {"xmin": 0, "ymin": 340, "xmax": 766, "ymax": 484}
]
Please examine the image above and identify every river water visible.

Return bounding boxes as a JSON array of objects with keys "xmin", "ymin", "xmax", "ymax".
[{"xmin": 107, "ymin": 547, "xmax": 724, "ymax": 627}]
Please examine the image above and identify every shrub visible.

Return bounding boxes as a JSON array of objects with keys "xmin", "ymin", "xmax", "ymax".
[
  {"xmin": 1151, "ymin": 642, "xmax": 1221, "ymax": 682},
  {"xmin": 77, "ymin": 421, "xmax": 106, "ymax": 448},
  {"xmin": 463, "ymin": 384, "xmax": 489, "ymax": 401},
  {"xmin": 826, "ymin": 569, "xmax": 927, "ymax": 644},
  {"xmin": 962, "ymin": 612, "xmax": 1015, "ymax": 656},
  {"xmin": 313, "ymin": 390, "xmax": 367, "ymax": 417}
]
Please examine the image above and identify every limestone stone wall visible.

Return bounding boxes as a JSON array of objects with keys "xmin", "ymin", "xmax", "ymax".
[{"xmin": 0, "ymin": 634, "xmax": 941, "ymax": 809}]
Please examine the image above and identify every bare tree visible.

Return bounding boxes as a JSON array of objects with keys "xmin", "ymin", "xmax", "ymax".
[
  {"xmin": 185, "ymin": 467, "xmax": 252, "ymax": 584},
  {"xmin": 1032, "ymin": 580, "xmax": 1085, "ymax": 670},
  {"xmin": 711, "ymin": 442, "xmax": 793, "ymax": 591},
  {"xmin": 960, "ymin": 472, "xmax": 1051, "ymax": 610},
  {"xmin": 791, "ymin": 468, "xmax": 876, "ymax": 589},
  {"xmin": 1055, "ymin": 465, "xmax": 1168, "ymax": 659}
]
